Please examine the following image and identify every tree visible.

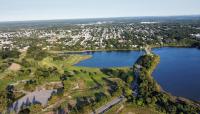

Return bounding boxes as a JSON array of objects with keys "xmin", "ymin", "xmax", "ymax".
[
  {"xmin": 124, "ymin": 87, "xmax": 132, "ymax": 97},
  {"xmin": 126, "ymin": 76, "xmax": 134, "ymax": 84},
  {"xmin": 137, "ymin": 98, "xmax": 144, "ymax": 106}
]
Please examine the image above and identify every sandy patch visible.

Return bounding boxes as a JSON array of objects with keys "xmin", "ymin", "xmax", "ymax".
[{"xmin": 8, "ymin": 63, "xmax": 21, "ymax": 71}]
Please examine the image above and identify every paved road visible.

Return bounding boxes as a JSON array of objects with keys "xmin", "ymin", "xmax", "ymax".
[
  {"xmin": 91, "ymin": 96, "xmax": 125, "ymax": 114},
  {"xmin": 131, "ymin": 64, "xmax": 141, "ymax": 96}
]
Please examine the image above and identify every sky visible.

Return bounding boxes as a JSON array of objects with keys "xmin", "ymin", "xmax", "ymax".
[{"xmin": 0, "ymin": 0, "xmax": 200, "ymax": 22}]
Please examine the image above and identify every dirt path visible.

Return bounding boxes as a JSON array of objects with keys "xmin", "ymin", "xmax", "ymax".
[{"xmin": 8, "ymin": 63, "xmax": 21, "ymax": 71}]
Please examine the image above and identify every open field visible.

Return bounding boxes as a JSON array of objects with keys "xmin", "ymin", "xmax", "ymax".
[
  {"xmin": 0, "ymin": 50, "xmax": 133, "ymax": 113},
  {"xmin": 106, "ymin": 103, "xmax": 162, "ymax": 114}
]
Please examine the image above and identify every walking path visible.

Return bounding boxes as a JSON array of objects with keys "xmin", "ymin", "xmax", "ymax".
[{"xmin": 91, "ymin": 96, "xmax": 125, "ymax": 114}]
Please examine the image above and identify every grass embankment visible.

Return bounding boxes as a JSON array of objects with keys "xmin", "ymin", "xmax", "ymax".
[{"xmin": 40, "ymin": 54, "xmax": 91, "ymax": 73}]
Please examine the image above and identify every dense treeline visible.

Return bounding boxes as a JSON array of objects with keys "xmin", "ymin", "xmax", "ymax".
[{"xmin": 132, "ymin": 54, "xmax": 200, "ymax": 114}]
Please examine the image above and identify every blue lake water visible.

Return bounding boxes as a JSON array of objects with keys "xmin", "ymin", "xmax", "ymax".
[
  {"xmin": 76, "ymin": 50, "xmax": 143, "ymax": 68},
  {"xmin": 75, "ymin": 48, "xmax": 200, "ymax": 101}
]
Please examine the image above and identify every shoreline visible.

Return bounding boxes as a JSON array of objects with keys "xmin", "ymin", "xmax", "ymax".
[
  {"xmin": 50, "ymin": 45, "xmax": 195, "ymax": 54},
  {"xmin": 134, "ymin": 54, "xmax": 200, "ymax": 106},
  {"xmin": 74, "ymin": 49, "xmax": 200, "ymax": 103}
]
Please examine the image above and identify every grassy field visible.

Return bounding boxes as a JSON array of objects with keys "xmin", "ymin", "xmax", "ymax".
[
  {"xmin": 40, "ymin": 54, "xmax": 91, "ymax": 73},
  {"xmin": 1, "ymin": 51, "xmax": 133, "ymax": 113},
  {"xmin": 0, "ymin": 54, "xmax": 90, "ymax": 90},
  {"xmin": 105, "ymin": 103, "xmax": 163, "ymax": 114}
]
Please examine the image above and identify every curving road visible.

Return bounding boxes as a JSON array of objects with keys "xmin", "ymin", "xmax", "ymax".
[
  {"xmin": 131, "ymin": 64, "xmax": 141, "ymax": 96},
  {"xmin": 91, "ymin": 96, "xmax": 125, "ymax": 114}
]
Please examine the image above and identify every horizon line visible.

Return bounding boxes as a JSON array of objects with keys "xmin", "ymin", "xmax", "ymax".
[{"xmin": 0, "ymin": 14, "xmax": 200, "ymax": 23}]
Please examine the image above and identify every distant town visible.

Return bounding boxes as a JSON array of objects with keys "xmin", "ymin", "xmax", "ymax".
[{"xmin": 1, "ymin": 16, "xmax": 200, "ymax": 52}]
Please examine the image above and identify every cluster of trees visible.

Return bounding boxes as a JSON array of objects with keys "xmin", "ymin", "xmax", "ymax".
[
  {"xmin": 24, "ymin": 80, "xmax": 37, "ymax": 92},
  {"xmin": 26, "ymin": 45, "xmax": 48, "ymax": 60},
  {"xmin": 17, "ymin": 69, "xmax": 32, "ymax": 77},
  {"xmin": 0, "ymin": 61, "xmax": 10, "ymax": 73},
  {"xmin": 100, "ymin": 68, "xmax": 133, "ymax": 83},
  {"xmin": 20, "ymin": 58, "xmax": 32, "ymax": 68},
  {"xmin": 136, "ymin": 55, "xmax": 159, "ymax": 71},
  {"xmin": 132, "ymin": 54, "xmax": 200, "ymax": 114},
  {"xmin": 191, "ymin": 42, "xmax": 200, "ymax": 49},
  {"xmin": 100, "ymin": 68, "xmax": 134, "ymax": 99},
  {"xmin": 35, "ymin": 66, "xmax": 60, "ymax": 79},
  {"xmin": 71, "ymin": 90, "xmax": 120, "ymax": 114},
  {"xmin": 0, "ymin": 48, "xmax": 20, "ymax": 59},
  {"xmin": 73, "ymin": 95, "xmax": 105, "ymax": 113}
]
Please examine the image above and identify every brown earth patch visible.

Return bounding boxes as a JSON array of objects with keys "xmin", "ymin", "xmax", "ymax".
[{"xmin": 8, "ymin": 63, "xmax": 21, "ymax": 71}]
